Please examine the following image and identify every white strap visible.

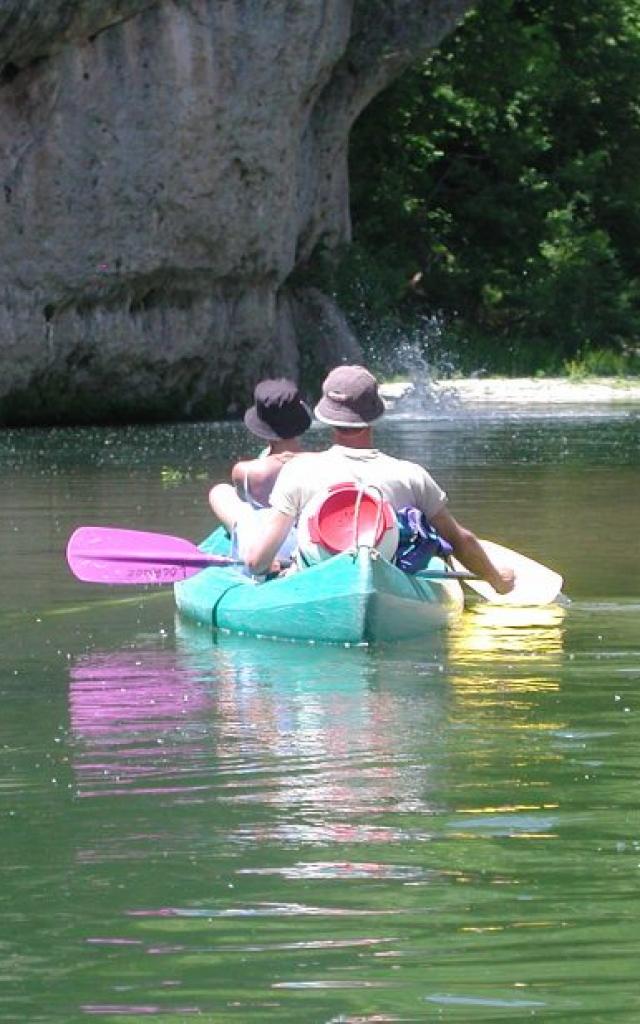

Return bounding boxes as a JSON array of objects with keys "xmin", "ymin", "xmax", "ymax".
[{"xmin": 352, "ymin": 483, "xmax": 384, "ymax": 549}]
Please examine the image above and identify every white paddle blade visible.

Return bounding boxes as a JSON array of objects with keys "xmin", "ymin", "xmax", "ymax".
[{"xmin": 451, "ymin": 539, "xmax": 563, "ymax": 606}]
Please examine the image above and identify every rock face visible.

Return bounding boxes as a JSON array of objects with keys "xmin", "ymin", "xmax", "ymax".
[{"xmin": 0, "ymin": 0, "xmax": 472, "ymax": 424}]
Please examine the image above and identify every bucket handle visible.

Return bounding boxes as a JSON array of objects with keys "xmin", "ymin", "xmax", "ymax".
[{"xmin": 352, "ymin": 484, "xmax": 385, "ymax": 550}]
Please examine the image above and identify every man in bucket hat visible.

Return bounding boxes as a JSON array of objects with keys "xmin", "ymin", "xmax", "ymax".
[
  {"xmin": 244, "ymin": 365, "xmax": 515, "ymax": 594},
  {"xmin": 209, "ymin": 378, "xmax": 312, "ymax": 563}
]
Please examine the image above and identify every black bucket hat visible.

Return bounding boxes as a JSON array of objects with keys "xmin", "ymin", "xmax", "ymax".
[{"xmin": 244, "ymin": 378, "xmax": 312, "ymax": 441}]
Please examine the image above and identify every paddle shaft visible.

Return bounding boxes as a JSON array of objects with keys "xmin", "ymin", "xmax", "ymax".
[
  {"xmin": 90, "ymin": 547, "xmax": 479, "ymax": 579},
  {"xmin": 66, "ymin": 525, "xmax": 482, "ymax": 586},
  {"xmin": 91, "ymin": 551, "xmax": 242, "ymax": 568},
  {"xmin": 417, "ymin": 569, "xmax": 478, "ymax": 580}
]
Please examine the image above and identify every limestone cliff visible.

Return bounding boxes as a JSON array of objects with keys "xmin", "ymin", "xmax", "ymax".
[{"xmin": 0, "ymin": 0, "xmax": 472, "ymax": 424}]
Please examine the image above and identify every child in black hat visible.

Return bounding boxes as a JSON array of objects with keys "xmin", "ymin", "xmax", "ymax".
[{"xmin": 209, "ymin": 379, "xmax": 312, "ymax": 566}]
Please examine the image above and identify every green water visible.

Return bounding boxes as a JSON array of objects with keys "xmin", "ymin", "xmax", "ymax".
[{"xmin": 1, "ymin": 410, "xmax": 639, "ymax": 1023}]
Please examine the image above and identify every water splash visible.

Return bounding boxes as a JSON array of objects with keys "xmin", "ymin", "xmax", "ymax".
[{"xmin": 360, "ymin": 314, "xmax": 462, "ymax": 418}]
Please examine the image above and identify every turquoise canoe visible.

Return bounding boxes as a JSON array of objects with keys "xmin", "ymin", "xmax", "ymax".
[{"xmin": 174, "ymin": 528, "xmax": 464, "ymax": 644}]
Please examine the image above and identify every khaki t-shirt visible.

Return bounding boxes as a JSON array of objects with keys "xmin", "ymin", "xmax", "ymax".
[{"xmin": 269, "ymin": 445, "xmax": 447, "ymax": 521}]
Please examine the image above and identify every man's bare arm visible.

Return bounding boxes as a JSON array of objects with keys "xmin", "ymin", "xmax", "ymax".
[
  {"xmin": 244, "ymin": 509, "xmax": 294, "ymax": 575},
  {"xmin": 430, "ymin": 508, "xmax": 515, "ymax": 594}
]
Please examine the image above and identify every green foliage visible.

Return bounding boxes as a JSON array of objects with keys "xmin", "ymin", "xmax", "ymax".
[
  {"xmin": 563, "ymin": 347, "xmax": 640, "ymax": 378},
  {"xmin": 345, "ymin": 0, "xmax": 640, "ymax": 373}
]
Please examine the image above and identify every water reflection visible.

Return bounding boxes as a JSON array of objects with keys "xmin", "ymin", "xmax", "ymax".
[
  {"xmin": 69, "ymin": 604, "xmax": 569, "ymax": 796},
  {"xmin": 70, "ymin": 630, "xmax": 448, "ymax": 785},
  {"xmin": 447, "ymin": 602, "xmax": 567, "ymax": 740},
  {"xmin": 450, "ymin": 601, "xmax": 566, "ymax": 669},
  {"xmin": 69, "ymin": 649, "xmax": 215, "ymax": 800},
  {"xmin": 68, "ymin": 603, "xmax": 567, "ymax": 843},
  {"xmin": 69, "ymin": 626, "xmax": 456, "ymax": 875},
  {"xmin": 62, "ymin": 601, "xmax": 638, "ymax": 1021}
]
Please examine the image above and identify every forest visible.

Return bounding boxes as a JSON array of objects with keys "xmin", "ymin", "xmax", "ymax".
[{"xmin": 333, "ymin": 0, "xmax": 640, "ymax": 376}]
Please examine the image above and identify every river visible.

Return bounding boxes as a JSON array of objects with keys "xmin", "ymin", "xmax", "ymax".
[{"xmin": 1, "ymin": 403, "xmax": 639, "ymax": 1022}]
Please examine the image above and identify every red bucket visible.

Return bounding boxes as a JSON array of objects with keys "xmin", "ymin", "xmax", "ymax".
[{"xmin": 306, "ymin": 483, "xmax": 397, "ymax": 555}]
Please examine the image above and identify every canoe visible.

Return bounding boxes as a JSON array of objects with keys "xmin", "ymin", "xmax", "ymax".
[{"xmin": 174, "ymin": 527, "xmax": 464, "ymax": 644}]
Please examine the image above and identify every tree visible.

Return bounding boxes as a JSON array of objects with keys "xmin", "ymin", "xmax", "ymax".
[{"xmin": 347, "ymin": 0, "xmax": 640, "ymax": 371}]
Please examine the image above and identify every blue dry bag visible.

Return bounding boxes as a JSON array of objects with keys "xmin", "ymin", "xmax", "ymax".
[{"xmin": 394, "ymin": 506, "xmax": 453, "ymax": 574}]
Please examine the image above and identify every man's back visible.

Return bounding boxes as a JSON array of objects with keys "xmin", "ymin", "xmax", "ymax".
[{"xmin": 269, "ymin": 444, "xmax": 446, "ymax": 522}]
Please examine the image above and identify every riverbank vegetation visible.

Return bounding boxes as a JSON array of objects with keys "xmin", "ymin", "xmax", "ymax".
[{"xmin": 333, "ymin": 0, "xmax": 640, "ymax": 377}]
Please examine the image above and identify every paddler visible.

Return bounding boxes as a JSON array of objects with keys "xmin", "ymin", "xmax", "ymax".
[
  {"xmin": 209, "ymin": 378, "xmax": 313, "ymax": 564},
  {"xmin": 243, "ymin": 364, "xmax": 516, "ymax": 594}
]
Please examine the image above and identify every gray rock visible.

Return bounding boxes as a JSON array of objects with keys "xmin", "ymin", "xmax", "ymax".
[{"xmin": 0, "ymin": 0, "xmax": 472, "ymax": 424}]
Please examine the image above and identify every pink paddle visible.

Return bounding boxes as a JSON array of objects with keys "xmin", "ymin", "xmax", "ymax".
[{"xmin": 66, "ymin": 526, "xmax": 240, "ymax": 585}]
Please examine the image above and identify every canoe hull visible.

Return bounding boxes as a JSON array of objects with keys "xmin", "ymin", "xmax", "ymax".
[{"xmin": 174, "ymin": 528, "xmax": 463, "ymax": 644}]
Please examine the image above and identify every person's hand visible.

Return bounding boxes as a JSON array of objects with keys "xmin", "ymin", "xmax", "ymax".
[
  {"xmin": 491, "ymin": 567, "xmax": 516, "ymax": 594},
  {"xmin": 265, "ymin": 559, "xmax": 282, "ymax": 577}
]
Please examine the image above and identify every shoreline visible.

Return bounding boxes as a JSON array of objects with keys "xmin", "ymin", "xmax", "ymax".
[{"xmin": 380, "ymin": 376, "xmax": 640, "ymax": 406}]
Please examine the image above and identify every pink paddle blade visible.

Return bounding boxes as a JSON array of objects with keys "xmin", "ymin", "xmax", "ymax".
[{"xmin": 66, "ymin": 526, "xmax": 237, "ymax": 585}]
